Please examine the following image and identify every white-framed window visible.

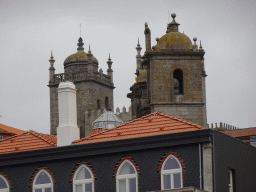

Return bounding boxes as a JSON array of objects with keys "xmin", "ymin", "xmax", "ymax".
[
  {"xmin": 228, "ymin": 169, "xmax": 233, "ymax": 192},
  {"xmin": 32, "ymin": 169, "xmax": 53, "ymax": 192},
  {"xmin": 116, "ymin": 160, "xmax": 138, "ymax": 192},
  {"xmin": 0, "ymin": 175, "xmax": 9, "ymax": 192},
  {"xmin": 73, "ymin": 164, "xmax": 94, "ymax": 192},
  {"xmin": 161, "ymin": 155, "xmax": 183, "ymax": 190}
]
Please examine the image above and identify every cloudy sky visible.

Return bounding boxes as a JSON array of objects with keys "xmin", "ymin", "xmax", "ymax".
[{"xmin": 1, "ymin": 0, "xmax": 255, "ymax": 134}]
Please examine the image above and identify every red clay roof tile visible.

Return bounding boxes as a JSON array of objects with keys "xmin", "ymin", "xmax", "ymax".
[
  {"xmin": 74, "ymin": 111, "xmax": 204, "ymax": 144},
  {"xmin": 0, "ymin": 123, "xmax": 25, "ymax": 135},
  {"xmin": 0, "ymin": 130, "xmax": 56, "ymax": 154},
  {"xmin": 222, "ymin": 127, "xmax": 256, "ymax": 138}
]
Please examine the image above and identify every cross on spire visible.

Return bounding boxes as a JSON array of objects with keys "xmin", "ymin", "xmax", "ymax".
[
  {"xmin": 168, "ymin": 11, "xmax": 170, "ymax": 23},
  {"xmin": 79, "ymin": 23, "xmax": 82, "ymax": 37}
]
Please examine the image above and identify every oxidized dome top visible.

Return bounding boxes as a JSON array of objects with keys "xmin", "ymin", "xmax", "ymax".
[
  {"xmin": 155, "ymin": 32, "xmax": 192, "ymax": 50},
  {"xmin": 64, "ymin": 37, "xmax": 98, "ymax": 66},
  {"xmin": 154, "ymin": 13, "xmax": 192, "ymax": 51}
]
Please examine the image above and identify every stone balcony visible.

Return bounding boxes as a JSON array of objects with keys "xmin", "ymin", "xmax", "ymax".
[{"xmin": 49, "ymin": 71, "xmax": 113, "ymax": 87}]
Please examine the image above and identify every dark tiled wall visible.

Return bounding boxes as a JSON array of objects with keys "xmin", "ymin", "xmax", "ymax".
[
  {"xmin": 1, "ymin": 144, "xmax": 200, "ymax": 192},
  {"xmin": 213, "ymin": 131, "xmax": 256, "ymax": 192}
]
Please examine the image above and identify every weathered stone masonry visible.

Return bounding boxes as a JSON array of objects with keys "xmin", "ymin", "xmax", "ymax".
[{"xmin": 48, "ymin": 38, "xmax": 114, "ymax": 137}]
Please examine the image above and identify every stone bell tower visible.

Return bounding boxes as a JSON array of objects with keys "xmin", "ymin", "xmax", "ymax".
[
  {"xmin": 128, "ymin": 13, "xmax": 207, "ymax": 127},
  {"xmin": 48, "ymin": 37, "xmax": 114, "ymax": 137}
]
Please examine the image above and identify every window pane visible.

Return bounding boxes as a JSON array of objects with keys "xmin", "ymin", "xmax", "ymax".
[
  {"xmin": 75, "ymin": 184, "xmax": 83, "ymax": 192},
  {"xmin": 120, "ymin": 162, "xmax": 135, "ymax": 175},
  {"xmin": 129, "ymin": 178, "xmax": 137, "ymax": 192},
  {"xmin": 85, "ymin": 183, "xmax": 92, "ymax": 192},
  {"xmin": 163, "ymin": 157, "xmax": 180, "ymax": 170},
  {"xmin": 35, "ymin": 171, "xmax": 51, "ymax": 184},
  {"xmin": 0, "ymin": 177, "xmax": 7, "ymax": 188},
  {"xmin": 173, "ymin": 173, "xmax": 181, "ymax": 188},
  {"xmin": 45, "ymin": 188, "xmax": 52, "ymax": 192},
  {"xmin": 119, "ymin": 179, "xmax": 126, "ymax": 192},
  {"xmin": 35, "ymin": 189, "xmax": 42, "ymax": 192},
  {"xmin": 76, "ymin": 167, "xmax": 92, "ymax": 180},
  {"xmin": 163, "ymin": 174, "xmax": 171, "ymax": 189}
]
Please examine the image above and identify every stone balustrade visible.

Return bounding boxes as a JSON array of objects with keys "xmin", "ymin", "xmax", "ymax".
[{"xmin": 52, "ymin": 71, "xmax": 112, "ymax": 85}]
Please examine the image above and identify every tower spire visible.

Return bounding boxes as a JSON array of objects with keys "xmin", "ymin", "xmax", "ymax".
[
  {"xmin": 49, "ymin": 50, "xmax": 55, "ymax": 84},
  {"xmin": 77, "ymin": 37, "xmax": 84, "ymax": 52},
  {"xmin": 136, "ymin": 38, "xmax": 142, "ymax": 70},
  {"xmin": 107, "ymin": 53, "xmax": 113, "ymax": 83},
  {"xmin": 49, "ymin": 50, "xmax": 55, "ymax": 67}
]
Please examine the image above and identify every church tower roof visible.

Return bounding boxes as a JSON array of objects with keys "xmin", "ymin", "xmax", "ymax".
[
  {"xmin": 154, "ymin": 13, "xmax": 192, "ymax": 51},
  {"xmin": 63, "ymin": 37, "xmax": 98, "ymax": 67}
]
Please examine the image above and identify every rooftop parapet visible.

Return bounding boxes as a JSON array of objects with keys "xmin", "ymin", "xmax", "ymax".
[{"xmin": 49, "ymin": 71, "xmax": 113, "ymax": 87}]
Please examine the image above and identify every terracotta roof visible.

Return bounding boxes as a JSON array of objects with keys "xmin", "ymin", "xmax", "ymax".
[
  {"xmin": 0, "ymin": 123, "xmax": 25, "ymax": 135},
  {"xmin": 0, "ymin": 130, "xmax": 56, "ymax": 154},
  {"xmin": 74, "ymin": 111, "xmax": 204, "ymax": 144},
  {"xmin": 89, "ymin": 128, "xmax": 104, "ymax": 136},
  {"xmin": 222, "ymin": 127, "xmax": 256, "ymax": 138}
]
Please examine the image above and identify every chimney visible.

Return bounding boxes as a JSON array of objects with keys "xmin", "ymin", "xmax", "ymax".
[{"xmin": 57, "ymin": 81, "xmax": 80, "ymax": 146}]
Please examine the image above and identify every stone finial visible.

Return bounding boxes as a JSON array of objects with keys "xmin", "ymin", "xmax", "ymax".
[
  {"xmin": 97, "ymin": 109, "xmax": 101, "ymax": 117},
  {"xmin": 99, "ymin": 68, "xmax": 103, "ymax": 73},
  {"xmin": 122, "ymin": 106, "xmax": 126, "ymax": 113},
  {"xmin": 199, "ymin": 40, "xmax": 204, "ymax": 52},
  {"xmin": 144, "ymin": 22, "xmax": 151, "ymax": 51},
  {"xmin": 136, "ymin": 38, "xmax": 142, "ymax": 53},
  {"xmin": 49, "ymin": 50, "xmax": 55, "ymax": 67},
  {"xmin": 85, "ymin": 110, "xmax": 89, "ymax": 120},
  {"xmin": 171, "ymin": 13, "xmax": 176, "ymax": 20},
  {"xmin": 167, "ymin": 13, "xmax": 180, "ymax": 32},
  {"xmin": 107, "ymin": 53, "xmax": 113, "ymax": 68},
  {"xmin": 107, "ymin": 54, "xmax": 113, "ymax": 83},
  {"xmin": 156, "ymin": 37, "xmax": 160, "ymax": 42},
  {"xmin": 116, "ymin": 107, "xmax": 120, "ymax": 114},
  {"xmin": 192, "ymin": 37, "xmax": 198, "ymax": 52},
  {"xmin": 193, "ymin": 37, "xmax": 197, "ymax": 45},
  {"xmin": 88, "ymin": 44, "xmax": 91, "ymax": 54},
  {"xmin": 77, "ymin": 37, "xmax": 84, "ymax": 52},
  {"xmin": 87, "ymin": 45, "xmax": 93, "ymax": 74}
]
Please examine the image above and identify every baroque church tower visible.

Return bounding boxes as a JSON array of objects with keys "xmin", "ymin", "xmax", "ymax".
[
  {"xmin": 128, "ymin": 13, "xmax": 207, "ymax": 127},
  {"xmin": 48, "ymin": 37, "xmax": 114, "ymax": 137}
]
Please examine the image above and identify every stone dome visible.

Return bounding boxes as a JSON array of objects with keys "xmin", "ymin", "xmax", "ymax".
[
  {"xmin": 63, "ymin": 51, "xmax": 98, "ymax": 66},
  {"xmin": 155, "ymin": 32, "xmax": 192, "ymax": 50},
  {"xmin": 154, "ymin": 13, "xmax": 192, "ymax": 51},
  {"xmin": 63, "ymin": 37, "xmax": 98, "ymax": 67}
]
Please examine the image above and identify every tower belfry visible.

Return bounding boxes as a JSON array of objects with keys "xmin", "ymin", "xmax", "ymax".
[
  {"xmin": 128, "ymin": 13, "xmax": 207, "ymax": 127},
  {"xmin": 48, "ymin": 37, "xmax": 114, "ymax": 137}
]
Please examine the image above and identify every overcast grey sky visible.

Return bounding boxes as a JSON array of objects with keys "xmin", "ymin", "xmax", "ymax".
[{"xmin": 1, "ymin": 0, "xmax": 255, "ymax": 134}]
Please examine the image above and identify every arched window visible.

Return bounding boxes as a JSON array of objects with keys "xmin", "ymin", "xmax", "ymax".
[
  {"xmin": 105, "ymin": 97, "xmax": 109, "ymax": 110},
  {"xmin": 161, "ymin": 155, "xmax": 183, "ymax": 190},
  {"xmin": 33, "ymin": 169, "xmax": 53, "ymax": 192},
  {"xmin": 73, "ymin": 165, "xmax": 94, "ymax": 192},
  {"xmin": 173, "ymin": 69, "xmax": 184, "ymax": 94},
  {"xmin": 97, "ymin": 100, "xmax": 100, "ymax": 110},
  {"xmin": 116, "ymin": 160, "xmax": 138, "ymax": 192},
  {"xmin": 0, "ymin": 175, "xmax": 9, "ymax": 192}
]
